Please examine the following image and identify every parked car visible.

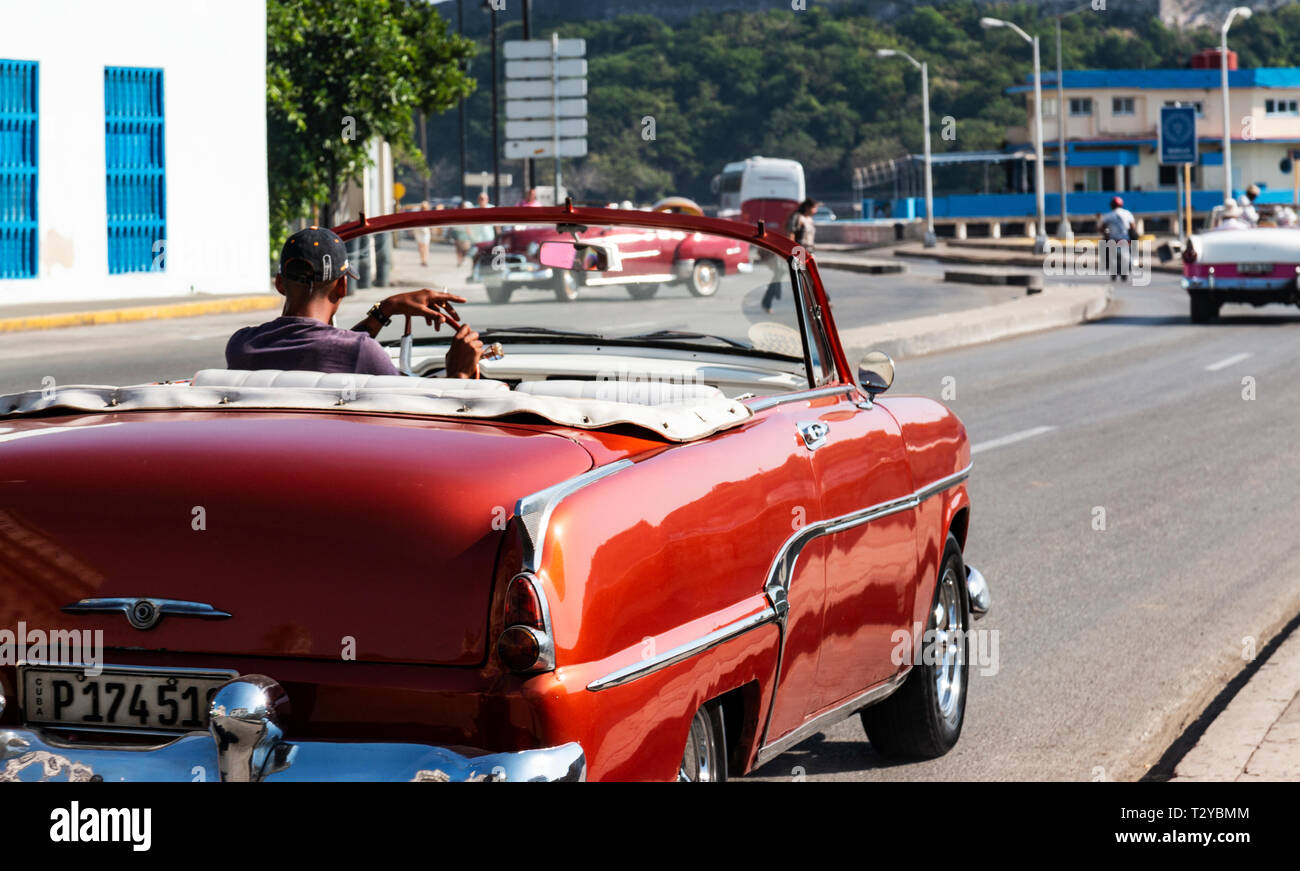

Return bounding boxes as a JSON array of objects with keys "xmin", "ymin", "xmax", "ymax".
[
  {"xmin": 471, "ymin": 203, "xmax": 751, "ymax": 303},
  {"xmin": 813, "ymin": 205, "xmax": 838, "ymax": 222},
  {"xmin": 1183, "ymin": 205, "xmax": 1300, "ymax": 323},
  {"xmin": 0, "ymin": 206, "xmax": 986, "ymax": 782}
]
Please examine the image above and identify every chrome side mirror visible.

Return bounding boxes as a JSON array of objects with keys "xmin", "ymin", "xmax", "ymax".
[{"xmin": 857, "ymin": 351, "xmax": 895, "ymax": 398}]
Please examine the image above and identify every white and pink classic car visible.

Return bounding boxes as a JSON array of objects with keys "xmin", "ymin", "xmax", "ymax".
[{"xmin": 1182, "ymin": 203, "xmax": 1300, "ymax": 323}]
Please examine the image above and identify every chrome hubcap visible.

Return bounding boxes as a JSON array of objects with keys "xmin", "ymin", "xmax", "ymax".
[
  {"xmin": 678, "ymin": 709, "xmax": 720, "ymax": 782},
  {"xmin": 696, "ymin": 263, "xmax": 718, "ymax": 292},
  {"xmin": 933, "ymin": 565, "xmax": 966, "ymax": 726}
]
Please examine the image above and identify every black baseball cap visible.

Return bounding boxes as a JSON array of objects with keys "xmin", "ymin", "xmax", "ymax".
[{"xmin": 279, "ymin": 227, "xmax": 359, "ymax": 283}]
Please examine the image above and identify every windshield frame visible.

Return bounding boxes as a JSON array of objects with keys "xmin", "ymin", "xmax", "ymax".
[{"xmin": 334, "ymin": 205, "xmax": 853, "ymax": 389}]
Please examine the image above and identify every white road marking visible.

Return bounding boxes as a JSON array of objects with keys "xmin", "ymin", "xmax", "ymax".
[
  {"xmin": 970, "ymin": 425, "xmax": 1056, "ymax": 455},
  {"xmin": 1204, "ymin": 352, "xmax": 1252, "ymax": 372}
]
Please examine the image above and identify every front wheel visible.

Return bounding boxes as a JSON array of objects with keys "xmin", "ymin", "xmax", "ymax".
[
  {"xmin": 626, "ymin": 284, "xmax": 660, "ymax": 300},
  {"xmin": 686, "ymin": 260, "xmax": 721, "ymax": 297},
  {"xmin": 485, "ymin": 282, "xmax": 512, "ymax": 305},
  {"xmin": 678, "ymin": 702, "xmax": 727, "ymax": 781},
  {"xmin": 860, "ymin": 534, "xmax": 969, "ymax": 759},
  {"xmin": 552, "ymin": 269, "xmax": 579, "ymax": 302}
]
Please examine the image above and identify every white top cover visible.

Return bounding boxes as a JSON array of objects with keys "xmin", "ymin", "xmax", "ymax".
[{"xmin": 0, "ymin": 371, "xmax": 753, "ymax": 442}]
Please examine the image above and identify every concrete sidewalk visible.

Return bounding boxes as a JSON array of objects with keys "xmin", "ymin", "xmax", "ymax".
[{"xmin": 1170, "ymin": 622, "xmax": 1300, "ymax": 781}]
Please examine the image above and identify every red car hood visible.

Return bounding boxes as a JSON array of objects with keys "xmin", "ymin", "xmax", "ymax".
[{"xmin": 0, "ymin": 412, "xmax": 593, "ymax": 665}]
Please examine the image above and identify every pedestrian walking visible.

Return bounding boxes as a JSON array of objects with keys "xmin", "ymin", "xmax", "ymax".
[{"xmin": 763, "ymin": 198, "xmax": 819, "ymax": 312}]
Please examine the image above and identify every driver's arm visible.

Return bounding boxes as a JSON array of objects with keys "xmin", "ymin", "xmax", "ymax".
[{"xmin": 351, "ymin": 288, "xmax": 467, "ymax": 337}]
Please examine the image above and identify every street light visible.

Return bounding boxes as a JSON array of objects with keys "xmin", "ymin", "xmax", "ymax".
[
  {"xmin": 982, "ymin": 16, "xmax": 1047, "ymax": 253},
  {"xmin": 1053, "ymin": 6, "xmax": 1091, "ymax": 241},
  {"xmin": 877, "ymin": 48, "xmax": 935, "ymax": 247},
  {"xmin": 1221, "ymin": 6, "xmax": 1252, "ymax": 204}
]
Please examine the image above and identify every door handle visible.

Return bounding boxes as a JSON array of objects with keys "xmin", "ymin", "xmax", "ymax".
[{"xmin": 797, "ymin": 420, "xmax": 830, "ymax": 451}]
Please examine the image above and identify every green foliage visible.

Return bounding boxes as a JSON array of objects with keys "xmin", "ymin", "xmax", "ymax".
[
  {"xmin": 415, "ymin": 2, "xmax": 1300, "ymax": 204},
  {"xmin": 266, "ymin": 0, "xmax": 474, "ymax": 257}
]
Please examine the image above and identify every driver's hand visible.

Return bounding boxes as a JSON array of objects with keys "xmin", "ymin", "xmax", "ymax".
[
  {"xmin": 382, "ymin": 288, "xmax": 467, "ymax": 330},
  {"xmin": 445, "ymin": 323, "xmax": 484, "ymax": 379}
]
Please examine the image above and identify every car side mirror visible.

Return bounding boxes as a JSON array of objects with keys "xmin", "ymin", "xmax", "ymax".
[
  {"xmin": 857, "ymin": 351, "xmax": 895, "ymax": 398},
  {"xmin": 538, "ymin": 241, "xmax": 613, "ymax": 272}
]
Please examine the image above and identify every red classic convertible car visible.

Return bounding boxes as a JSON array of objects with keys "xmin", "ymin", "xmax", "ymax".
[
  {"xmin": 470, "ymin": 204, "xmax": 752, "ymax": 303},
  {"xmin": 0, "ymin": 206, "xmax": 985, "ymax": 782}
]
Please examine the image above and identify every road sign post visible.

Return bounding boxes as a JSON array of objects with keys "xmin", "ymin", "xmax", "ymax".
[
  {"xmin": 1161, "ymin": 105, "xmax": 1198, "ymax": 241},
  {"xmin": 504, "ymin": 36, "xmax": 587, "ymax": 199}
]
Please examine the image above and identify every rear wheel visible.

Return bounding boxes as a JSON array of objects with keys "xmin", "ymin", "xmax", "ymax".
[
  {"xmin": 678, "ymin": 702, "xmax": 727, "ymax": 782},
  {"xmin": 485, "ymin": 281, "xmax": 512, "ymax": 305},
  {"xmin": 1189, "ymin": 293, "xmax": 1218, "ymax": 324},
  {"xmin": 686, "ymin": 260, "xmax": 721, "ymax": 297},
  {"xmin": 552, "ymin": 269, "xmax": 579, "ymax": 302},
  {"xmin": 626, "ymin": 284, "xmax": 660, "ymax": 300},
  {"xmin": 860, "ymin": 535, "xmax": 969, "ymax": 759}
]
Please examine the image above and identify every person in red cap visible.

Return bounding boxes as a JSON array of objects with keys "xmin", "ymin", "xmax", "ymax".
[
  {"xmin": 1099, "ymin": 196, "xmax": 1136, "ymax": 282},
  {"xmin": 227, "ymin": 227, "xmax": 483, "ymax": 377}
]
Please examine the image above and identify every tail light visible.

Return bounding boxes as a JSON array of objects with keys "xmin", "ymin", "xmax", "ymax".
[
  {"xmin": 497, "ymin": 574, "xmax": 555, "ymax": 673},
  {"xmin": 493, "ymin": 516, "xmax": 555, "ymax": 674}
]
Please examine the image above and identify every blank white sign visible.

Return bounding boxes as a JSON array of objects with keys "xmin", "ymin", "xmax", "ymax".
[
  {"xmin": 506, "ymin": 118, "xmax": 588, "ymax": 140},
  {"xmin": 505, "ymin": 98, "xmax": 588, "ymax": 120},
  {"xmin": 505, "ymin": 59, "xmax": 588, "ymax": 80},
  {"xmin": 504, "ymin": 38, "xmax": 587, "ymax": 60},
  {"xmin": 506, "ymin": 78, "xmax": 588, "ymax": 100}
]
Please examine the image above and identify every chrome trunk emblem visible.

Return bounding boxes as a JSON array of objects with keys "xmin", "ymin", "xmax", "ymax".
[{"xmin": 62, "ymin": 598, "xmax": 232, "ymax": 630}]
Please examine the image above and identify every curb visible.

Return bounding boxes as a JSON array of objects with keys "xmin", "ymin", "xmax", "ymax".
[
  {"xmin": 837, "ymin": 283, "xmax": 1112, "ymax": 361},
  {"xmin": 1170, "ymin": 619, "xmax": 1300, "ymax": 781},
  {"xmin": 0, "ymin": 295, "xmax": 282, "ymax": 333},
  {"xmin": 815, "ymin": 256, "xmax": 907, "ymax": 275}
]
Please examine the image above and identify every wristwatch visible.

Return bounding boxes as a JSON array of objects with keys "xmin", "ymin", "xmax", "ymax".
[{"xmin": 366, "ymin": 302, "xmax": 392, "ymax": 327}]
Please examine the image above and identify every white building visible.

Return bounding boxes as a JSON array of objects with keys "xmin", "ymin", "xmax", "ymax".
[{"xmin": 0, "ymin": 0, "xmax": 268, "ymax": 305}]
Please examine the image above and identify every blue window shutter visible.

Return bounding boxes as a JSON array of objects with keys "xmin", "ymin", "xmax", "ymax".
[
  {"xmin": 105, "ymin": 66, "xmax": 165, "ymax": 274},
  {"xmin": 0, "ymin": 59, "xmax": 38, "ymax": 279}
]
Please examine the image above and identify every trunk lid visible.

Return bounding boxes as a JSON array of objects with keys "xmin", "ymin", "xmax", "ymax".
[{"xmin": 0, "ymin": 411, "xmax": 593, "ymax": 665}]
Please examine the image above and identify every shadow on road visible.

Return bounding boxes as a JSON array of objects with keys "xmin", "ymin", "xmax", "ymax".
[{"xmin": 744, "ymin": 732, "xmax": 919, "ymax": 779}]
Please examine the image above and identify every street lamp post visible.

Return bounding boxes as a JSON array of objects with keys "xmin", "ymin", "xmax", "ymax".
[
  {"xmin": 1221, "ymin": 6, "xmax": 1252, "ymax": 204},
  {"xmin": 877, "ymin": 49, "xmax": 935, "ymax": 247},
  {"xmin": 1055, "ymin": 14, "xmax": 1071, "ymax": 240},
  {"xmin": 982, "ymin": 17, "xmax": 1047, "ymax": 253}
]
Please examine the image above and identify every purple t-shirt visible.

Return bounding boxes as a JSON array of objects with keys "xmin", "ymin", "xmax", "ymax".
[{"xmin": 226, "ymin": 316, "xmax": 399, "ymax": 376}]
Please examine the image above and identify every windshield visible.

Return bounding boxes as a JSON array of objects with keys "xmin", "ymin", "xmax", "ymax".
[{"xmin": 410, "ymin": 217, "xmax": 811, "ymax": 373}]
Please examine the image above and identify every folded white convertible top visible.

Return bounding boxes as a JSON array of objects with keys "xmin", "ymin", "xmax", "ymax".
[{"xmin": 0, "ymin": 378, "xmax": 753, "ymax": 443}]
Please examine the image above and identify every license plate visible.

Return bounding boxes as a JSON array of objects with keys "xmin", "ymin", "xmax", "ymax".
[
  {"xmin": 1238, "ymin": 263, "xmax": 1273, "ymax": 274},
  {"xmin": 19, "ymin": 664, "xmax": 236, "ymax": 733}
]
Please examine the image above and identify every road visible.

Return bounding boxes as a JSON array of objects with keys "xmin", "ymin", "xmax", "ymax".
[{"xmin": 4, "ymin": 256, "xmax": 1297, "ymax": 782}]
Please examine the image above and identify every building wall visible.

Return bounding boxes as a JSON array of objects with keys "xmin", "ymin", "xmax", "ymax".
[{"xmin": 0, "ymin": 0, "xmax": 268, "ymax": 305}]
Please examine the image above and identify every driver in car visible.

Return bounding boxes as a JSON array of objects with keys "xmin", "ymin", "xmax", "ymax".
[{"xmin": 227, "ymin": 227, "xmax": 483, "ymax": 377}]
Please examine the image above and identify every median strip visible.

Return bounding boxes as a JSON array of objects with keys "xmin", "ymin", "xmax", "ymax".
[{"xmin": 0, "ymin": 295, "xmax": 282, "ymax": 333}]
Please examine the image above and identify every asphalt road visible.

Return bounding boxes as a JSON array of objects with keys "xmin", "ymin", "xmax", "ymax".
[{"xmin": 4, "ymin": 257, "xmax": 1297, "ymax": 782}]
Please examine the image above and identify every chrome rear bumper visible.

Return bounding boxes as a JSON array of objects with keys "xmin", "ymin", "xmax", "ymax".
[{"xmin": 0, "ymin": 674, "xmax": 585, "ymax": 783}]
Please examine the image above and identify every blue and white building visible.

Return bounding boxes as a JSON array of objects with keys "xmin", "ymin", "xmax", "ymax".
[{"xmin": 0, "ymin": 0, "xmax": 268, "ymax": 305}]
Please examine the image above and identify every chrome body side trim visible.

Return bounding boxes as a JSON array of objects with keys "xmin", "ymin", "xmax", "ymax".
[
  {"xmin": 745, "ymin": 384, "xmax": 853, "ymax": 412},
  {"xmin": 586, "ymin": 607, "xmax": 777, "ymax": 692},
  {"xmin": 514, "ymin": 460, "xmax": 634, "ymax": 573},
  {"xmin": 755, "ymin": 668, "xmax": 911, "ymax": 768}
]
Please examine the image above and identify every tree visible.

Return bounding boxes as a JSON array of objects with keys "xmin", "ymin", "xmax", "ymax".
[{"xmin": 266, "ymin": 0, "xmax": 475, "ymax": 256}]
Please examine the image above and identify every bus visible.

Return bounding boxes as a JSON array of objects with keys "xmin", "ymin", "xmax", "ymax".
[{"xmin": 713, "ymin": 156, "xmax": 805, "ymax": 227}]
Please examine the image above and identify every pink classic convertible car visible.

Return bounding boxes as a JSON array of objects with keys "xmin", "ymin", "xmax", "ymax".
[{"xmin": 0, "ymin": 206, "xmax": 986, "ymax": 782}]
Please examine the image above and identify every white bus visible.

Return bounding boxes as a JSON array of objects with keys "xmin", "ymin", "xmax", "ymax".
[{"xmin": 713, "ymin": 156, "xmax": 805, "ymax": 225}]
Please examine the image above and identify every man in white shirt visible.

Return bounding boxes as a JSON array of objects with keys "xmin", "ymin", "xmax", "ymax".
[
  {"xmin": 1215, "ymin": 200, "xmax": 1252, "ymax": 231},
  {"xmin": 1099, "ymin": 196, "xmax": 1136, "ymax": 282}
]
